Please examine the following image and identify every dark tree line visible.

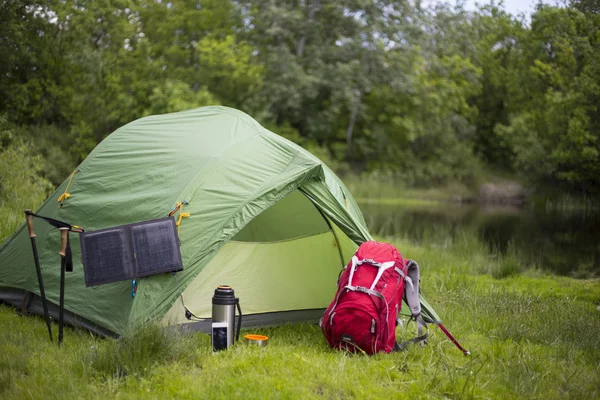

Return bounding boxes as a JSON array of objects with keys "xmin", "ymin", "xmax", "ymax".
[{"xmin": 1, "ymin": 0, "xmax": 599, "ymax": 193}]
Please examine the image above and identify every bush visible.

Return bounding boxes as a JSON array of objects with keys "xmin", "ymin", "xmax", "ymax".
[{"xmin": 0, "ymin": 138, "xmax": 53, "ymax": 242}]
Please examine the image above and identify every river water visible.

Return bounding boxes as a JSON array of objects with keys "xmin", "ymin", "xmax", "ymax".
[{"xmin": 359, "ymin": 201, "xmax": 599, "ymax": 278}]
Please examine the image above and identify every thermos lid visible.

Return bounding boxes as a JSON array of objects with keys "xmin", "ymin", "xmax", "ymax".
[{"xmin": 212, "ymin": 285, "xmax": 238, "ymax": 305}]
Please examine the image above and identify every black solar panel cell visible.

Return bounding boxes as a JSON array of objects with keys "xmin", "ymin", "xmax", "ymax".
[
  {"xmin": 81, "ymin": 228, "xmax": 132, "ymax": 286},
  {"xmin": 132, "ymin": 219, "xmax": 183, "ymax": 277}
]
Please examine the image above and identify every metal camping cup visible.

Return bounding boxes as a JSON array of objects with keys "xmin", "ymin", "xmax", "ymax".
[
  {"xmin": 245, "ymin": 334, "xmax": 269, "ymax": 347},
  {"xmin": 211, "ymin": 285, "xmax": 242, "ymax": 351}
]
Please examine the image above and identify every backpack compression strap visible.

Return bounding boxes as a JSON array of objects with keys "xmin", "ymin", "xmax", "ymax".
[{"xmin": 395, "ymin": 314, "xmax": 429, "ymax": 351}]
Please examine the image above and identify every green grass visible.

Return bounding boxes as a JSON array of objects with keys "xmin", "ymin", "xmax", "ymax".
[
  {"xmin": 355, "ymin": 197, "xmax": 442, "ymax": 208},
  {"xmin": 1, "ymin": 233, "xmax": 599, "ymax": 399},
  {"xmin": 541, "ymin": 194, "xmax": 600, "ymax": 214},
  {"xmin": 342, "ymin": 173, "xmax": 476, "ymax": 203},
  {"xmin": 0, "ymin": 141, "xmax": 54, "ymax": 242},
  {"xmin": 1, "ymin": 165, "xmax": 598, "ymax": 398}
]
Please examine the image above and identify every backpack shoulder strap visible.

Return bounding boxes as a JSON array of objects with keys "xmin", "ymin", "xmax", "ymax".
[
  {"xmin": 348, "ymin": 255, "xmax": 395, "ymax": 290},
  {"xmin": 398, "ymin": 259, "xmax": 471, "ymax": 355},
  {"xmin": 395, "ymin": 260, "xmax": 429, "ymax": 351},
  {"xmin": 404, "ymin": 260, "xmax": 421, "ymax": 316}
]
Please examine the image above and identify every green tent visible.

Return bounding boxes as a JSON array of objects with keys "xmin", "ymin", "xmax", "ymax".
[{"xmin": 0, "ymin": 106, "xmax": 439, "ymax": 336}]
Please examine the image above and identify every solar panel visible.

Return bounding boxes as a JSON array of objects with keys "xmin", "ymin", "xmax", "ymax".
[
  {"xmin": 80, "ymin": 217, "xmax": 183, "ymax": 287},
  {"xmin": 81, "ymin": 228, "xmax": 133, "ymax": 286},
  {"xmin": 132, "ymin": 219, "xmax": 183, "ymax": 277}
]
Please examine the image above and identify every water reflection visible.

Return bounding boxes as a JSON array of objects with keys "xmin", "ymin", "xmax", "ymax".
[{"xmin": 360, "ymin": 201, "xmax": 599, "ymax": 278}]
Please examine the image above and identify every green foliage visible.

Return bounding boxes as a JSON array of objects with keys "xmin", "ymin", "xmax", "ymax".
[
  {"xmin": 195, "ymin": 35, "xmax": 264, "ymax": 107},
  {"xmin": 144, "ymin": 80, "xmax": 218, "ymax": 116},
  {"xmin": 1, "ymin": 0, "xmax": 600, "ymax": 193},
  {"xmin": 362, "ymin": 50, "xmax": 483, "ymax": 186},
  {"xmin": 470, "ymin": 4, "xmax": 523, "ymax": 166},
  {"xmin": 9, "ymin": 124, "xmax": 78, "ymax": 186},
  {"xmin": 572, "ymin": 0, "xmax": 600, "ymax": 14},
  {"xmin": 493, "ymin": 6, "xmax": 600, "ymax": 191},
  {"xmin": 0, "ymin": 137, "xmax": 53, "ymax": 241}
]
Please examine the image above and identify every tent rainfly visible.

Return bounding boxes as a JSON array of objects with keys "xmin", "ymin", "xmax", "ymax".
[{"xmin": 0, "ymin": 106, "xmax": 440, "ymax": 336}]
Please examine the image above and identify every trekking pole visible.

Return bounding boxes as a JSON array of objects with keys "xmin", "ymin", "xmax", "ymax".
[
  {"xmin": 25, "ymin": 210, "xmax": 53, "ymax": 342},
  {"xmin": 438, "ymin": 323, "xmax": 470, "ymax": 356},
  {"xmin": 58, "ymin": 227, "xmax": 69, "ymax": 346}
]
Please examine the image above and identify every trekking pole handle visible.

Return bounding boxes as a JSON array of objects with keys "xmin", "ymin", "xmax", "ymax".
[
  {"xmin": 59, "ymin": 227, "xmax": 69, "ymax": 257},
  {"xmin": 25, "ymin": 210, "xmax": 36, "ymax": 238}
]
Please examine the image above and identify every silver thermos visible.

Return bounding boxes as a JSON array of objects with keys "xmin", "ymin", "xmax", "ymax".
[{"xmin": 211, "ymin": 285, "xmax": 242, "ymax": 351}]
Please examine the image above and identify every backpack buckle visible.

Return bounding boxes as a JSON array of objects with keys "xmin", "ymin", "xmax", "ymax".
[{"xmin": 355, "ymin": 286, "xmax": 369, "ymax": 294}]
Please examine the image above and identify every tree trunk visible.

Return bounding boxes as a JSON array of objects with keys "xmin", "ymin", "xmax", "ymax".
[
  {"xmin": 296, "ymin": 0, "xmax": 320, "ymax": 58},
  {"xmin": 296, "ymin": 36, "xmax": 306, "ymax": 58},
  {"xmin": 346, "ymin": 91, "xmax": 362, "ymax": 154}
]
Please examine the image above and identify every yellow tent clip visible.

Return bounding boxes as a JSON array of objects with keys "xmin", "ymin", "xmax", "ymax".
[
  {"xmin": 171, "ymin": 201, "xmax": 190, "ymax": 234},
  {"xmin": 58, "ymin": 169, "xmax": 78, "ymax": 207},
  {"xmin": 57, "ymin": 193, "xmax": 71, "ymax": 202},
  {"xmin": 176, "ymin": 212, "xmax": 190, "ymax": 226}
]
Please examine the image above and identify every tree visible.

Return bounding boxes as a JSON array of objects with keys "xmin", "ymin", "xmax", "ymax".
[
  {"xmin": 470, "ymin": 3, "xmax": 524, "ymax": 167},
  {"xmin": 498, "ymin": 6, "xmax": 600, "ymax": 191}
]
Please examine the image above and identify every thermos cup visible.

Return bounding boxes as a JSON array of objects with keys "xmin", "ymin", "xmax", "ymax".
[{"xmin": 211, "ymin": 285, "xmax": 242, "ymax": 351}]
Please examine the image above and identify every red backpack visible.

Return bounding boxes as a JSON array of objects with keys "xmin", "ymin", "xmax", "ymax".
[{"xmin": 320, "ymin": 241, "xmax": 427, "ymax": 354}]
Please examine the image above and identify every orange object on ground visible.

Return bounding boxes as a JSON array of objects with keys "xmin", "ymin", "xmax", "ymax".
[{"xmin": 245, "ymin": 334, "xmax": 269, "ymax": 346}]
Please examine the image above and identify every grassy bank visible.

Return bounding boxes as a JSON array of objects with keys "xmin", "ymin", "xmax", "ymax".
[
  {"xmin": 1, "ymin": 232, "xmax": 599, "ymax": 399},
  {"xmin": 343, "ymin": 171, "xmax": 600, "ymax": 214},
  {"xmin": 341, "ymin": 173, "xmax": 476, "ymax": 203}
]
